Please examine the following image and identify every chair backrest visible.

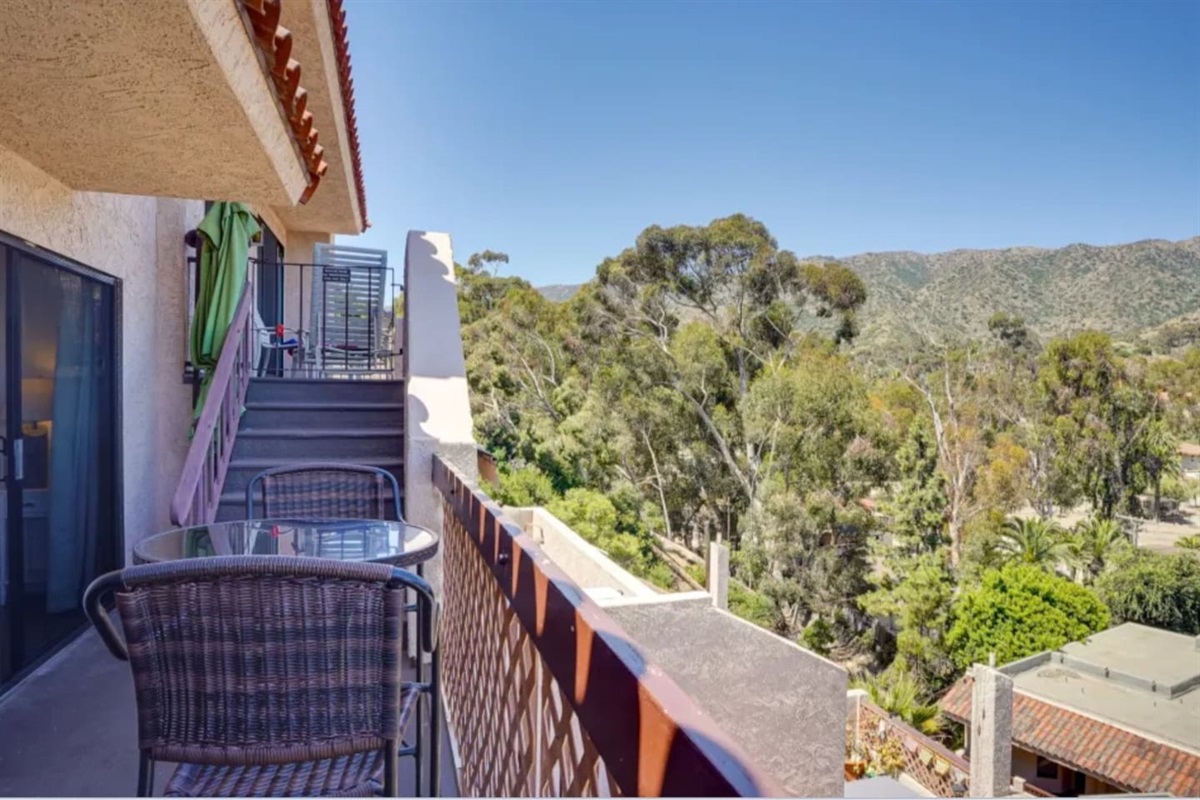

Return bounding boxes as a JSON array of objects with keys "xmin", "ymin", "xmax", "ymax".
[
  {"xmin": 83, "ymin": 556, "xmax": 436, "ymax": 766},
  {"xmin": 246, "ymin": 462, "xmax": 402, "ymax": 521}
]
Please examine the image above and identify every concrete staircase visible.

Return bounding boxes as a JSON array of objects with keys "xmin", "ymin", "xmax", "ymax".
[{"xmin": 216, "ymin": 378, "xmax": 405, "ymax": 521}]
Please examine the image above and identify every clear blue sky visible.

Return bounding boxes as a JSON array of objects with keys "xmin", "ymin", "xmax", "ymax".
[{"xmin": 344, "ymin": 0, "xmax": 1200, "ymax": 287}]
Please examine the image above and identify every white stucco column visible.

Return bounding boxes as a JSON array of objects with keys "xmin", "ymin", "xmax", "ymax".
[
  {"xmin": 402, "ymin": 230, "xmax": 479, "ymax": 591},
  {"xmin": 969, "ymin": 665, "xmax": 1014, "ymax": 798}
]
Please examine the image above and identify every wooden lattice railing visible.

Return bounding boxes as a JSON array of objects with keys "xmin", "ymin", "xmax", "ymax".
[
  {"xmin": 433, "ymin": 457, "xmax": 785, "ymax": 797},
  {"xmin": 854, "ymin": 699, "xmax": 970, "ymax": 797},
  {"xmin": 170, "ymin": 286, "xmax": 254, "ymax": 526}
]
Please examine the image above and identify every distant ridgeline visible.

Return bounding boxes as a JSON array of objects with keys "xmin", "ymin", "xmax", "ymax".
[{"xmin": 538, "ymin": 237, "xmax": 1200, "ymax": 354}]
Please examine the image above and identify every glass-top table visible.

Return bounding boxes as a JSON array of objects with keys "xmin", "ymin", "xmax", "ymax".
[{"xmin": 133, "ymin": 518, "xmax": 439, "ymax": 568}]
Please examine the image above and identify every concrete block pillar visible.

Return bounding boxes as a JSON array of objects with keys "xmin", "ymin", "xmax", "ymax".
[
  {"xmin": 969, "ymin": 666, "xmax": 1014, "ymax": 798},
  {"xmin": 708, "ymin": 542, "xmax": 729, "ymax": 609}
]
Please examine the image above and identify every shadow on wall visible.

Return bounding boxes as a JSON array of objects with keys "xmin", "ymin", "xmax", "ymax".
[{"xmin": 404, "ymin": 232, "xmax": 469, "ymax": 381}]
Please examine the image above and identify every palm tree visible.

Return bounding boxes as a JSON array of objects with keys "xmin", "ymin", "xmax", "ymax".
[
  {"xmin": 1067, "ymin": 516, "xmax": 1129, "ymax": 584},
  {"xmin": 1140, "ymin": 421, "xmax": 1179, "ymax": 520},
  {"xmin": 997, "ymin": 516, "xmax": 1065, "ymax": 569},
  {"xmin": 852, "ymin": 669, "xmax": 942, "ymax": 736}
]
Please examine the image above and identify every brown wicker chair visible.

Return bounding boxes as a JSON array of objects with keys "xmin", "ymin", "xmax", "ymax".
[
  {"xmin": 82, "ymin": 556, "xmax": 440, "ymax": 798},
  {"xmin": 246, "ymin": 462, "xmax": 403, "ymax": 522}
]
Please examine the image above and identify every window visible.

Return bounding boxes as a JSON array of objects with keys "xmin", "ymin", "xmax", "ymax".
[{"xmin": 1036, "ymin": 756, "xmax": 1059, "ymax": 779}]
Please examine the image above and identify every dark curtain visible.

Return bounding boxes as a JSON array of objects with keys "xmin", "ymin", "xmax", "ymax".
[{"xmin": 45, "ymin": 274, "xmax": 102, "ymax": 614}]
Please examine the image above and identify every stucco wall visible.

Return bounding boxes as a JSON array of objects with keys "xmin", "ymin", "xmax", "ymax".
[
  {"xmin": 279, "ymin": 230, "xmax": 332, "ymax": 334},
  {"xmin": 504, "ymin": 507, "xmax": 659, "ymax": 603},
  {"xmin": 0, "ymin": 143, "xmax": 201, "ymax": 562}
]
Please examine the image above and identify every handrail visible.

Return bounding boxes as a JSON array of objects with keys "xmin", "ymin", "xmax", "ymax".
[
  {"xmin": 170, "ymin": 285, "xmax": 255, "ymax": 526},
  {"xmin": 433, "ymin": 455, "xmax": 787, "ymax": 797}
]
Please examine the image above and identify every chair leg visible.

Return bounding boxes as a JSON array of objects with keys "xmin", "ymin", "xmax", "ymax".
[
  {"xmin": 383, "ymin": 742, "xmax": 399, "ymax": 798},
  {"xmin": 137, "ymin": 752, "xmax": 155, "ymax": 797},
  {"xmin": 430, "ymin": 653, "xmax": 442, "ymax": 799}
]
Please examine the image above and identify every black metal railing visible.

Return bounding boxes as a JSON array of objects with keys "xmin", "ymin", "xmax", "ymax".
[{"xmin": 184, "ymin": 255, "xmax": 403, "ymax": 385}]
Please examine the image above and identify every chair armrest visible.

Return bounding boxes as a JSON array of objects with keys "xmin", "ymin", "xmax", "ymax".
[{"xmin": 82, "ymin": 571, "xmax": 130, "ymax": 661}]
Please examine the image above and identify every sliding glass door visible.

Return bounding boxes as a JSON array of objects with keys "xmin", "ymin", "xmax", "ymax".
[{"xmin": 0, "ymin": 237, "xmax": 119, "ymax": 691}]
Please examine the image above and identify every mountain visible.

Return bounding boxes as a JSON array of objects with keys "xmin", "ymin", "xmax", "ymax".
[
  {"xmin": 537, "ymin": 284, "xmax": 583, "ymax": 302},
  {"xmin": 537, "ymin": 237, "xmax": 1200, "ymax": 349}
]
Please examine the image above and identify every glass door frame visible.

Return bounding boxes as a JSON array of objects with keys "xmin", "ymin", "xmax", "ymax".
[{"xmin": 0, "ymin": 229, "xmax": 123, "ymax": 695}]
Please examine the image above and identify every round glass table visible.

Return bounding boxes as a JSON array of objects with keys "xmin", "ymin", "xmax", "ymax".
[{"xmin": 133, "ymin": 518, "xmax": 439, "ymax": 567}]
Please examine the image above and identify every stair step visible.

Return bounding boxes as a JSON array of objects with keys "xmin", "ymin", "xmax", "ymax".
[
  {"xmin": 232, "ymin": 430, "xmax": 403, "ymax": 460},
  {"xmin": 246, "ymin": 378, "xmax": 404, "ymax": 404},
  {"xmin": 245, "ymin": 401, "xmax": 404, "ymax": 410},
  {"xmin": 242, "ymin": 401, "xmax": 403, "ymax": 429},
  {"xmin": 223, "ymin": 457, "xmax": 405, "ymax": 498},
  {"xmin": 236, "ymin": 427, "xmax": 404, "ymax": 438}
]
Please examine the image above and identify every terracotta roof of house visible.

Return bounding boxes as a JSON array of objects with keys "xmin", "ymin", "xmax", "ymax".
[
  {"xmin": 1178, "ymin": 442, "xmax": 1200, "ymax": 457},
  {"xmin": 241, "ymin": 0, "xmax": 329, "ymax": 205},
  {"xmin": 327, "ymin": 0, "xmax": 369, "ymax": 229},
  {"xmin": 941, "ymin": 676, "xmax": 1200, "ymax": 797}
]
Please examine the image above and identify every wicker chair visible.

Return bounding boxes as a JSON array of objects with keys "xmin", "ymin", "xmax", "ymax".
[
  {"xmin": 246, "ymin": 462, "xmax": 403, "ymax": 522},
  {"xmin": 83, "ymin": 556, "xmax": 440, "ymax": 798}
]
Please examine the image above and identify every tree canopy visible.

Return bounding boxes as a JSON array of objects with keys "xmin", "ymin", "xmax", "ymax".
[
  {"xmin": 456, "ymin": 219, "xmax": 1200, "ymax": 715},
  {"xmin": 945, "ymin": 564, "xmax": 1110, "ymax": 669},
  {"xmin": 1094, "ymin": 551, "xmax": 1200, "ymax": 635}
]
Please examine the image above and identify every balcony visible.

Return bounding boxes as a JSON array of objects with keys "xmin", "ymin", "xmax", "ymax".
[{"xmin": 0, "ymin": 230, "xmax": 840, "ymax": 797}]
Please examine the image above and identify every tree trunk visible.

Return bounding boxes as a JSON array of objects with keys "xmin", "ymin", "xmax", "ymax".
[
  {"xmin": 641, "ymin": 428, "xmax": 674, "ymax": 541},
  {"xmin": 1154, "ymin": 472, "xmax": 1162, "ymax": 521}
]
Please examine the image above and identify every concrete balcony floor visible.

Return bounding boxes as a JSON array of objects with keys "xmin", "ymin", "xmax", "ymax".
[{"xmin": 0, "ymin": 625, "xmax": 458, "ymax": 797}]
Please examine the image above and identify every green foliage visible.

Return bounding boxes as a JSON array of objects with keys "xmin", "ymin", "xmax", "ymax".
[
  {"xmin": 959, "ymin": 510, "xmax": 1008, "ymax": 583},
  {"xmin": 460, "ymin": 222, "xmax": 1200, "ymax": 699},
  {"xmin": 1039, "ymin": 331, "xmax": 1168, "ymax": 518},
  {"xmin": 544, "ymin": 487, "xmax": 673, "ymax": 587},
  {"xmin": 988, "ymin": 312, "xmax": 1033, "ymax": 352},
  {"xmin": 802, "ymin": 618, "xmax": 836, "ymax": 656},
  {"xmin": 491, "ymin": 466, "xmax": 555, "ymax": 507},
  {"xmin": 728, "ymin": 580, "xmax": 778, "ymax": 629},
  {"xmin": 1178, "ymin": 534, "xmax": 1200, "ymax": 550},
  {"xmin": 860, "ymin": 550, "xmax": 955, "ymax": 690},
  {"xmin": 852, "ymin": 667, "xmax": 942, "ymax": 736},
  {"xmin": 946, "ymin": 564, "xmax": 1110, "ymax": 669},
  {"xmin": 996, "ymin": 516, "xmax": 1065, "ymax": 569},
  {"xmin": 887, "ymin": 423, "xmax": 947, "ymax": 552},
  {"xmin": 1065, "ymin": 516, "xmax": 1130, "ymax": 584},
  {"xmin": 1094, "ymin": 550, "xmax": 1200, "ymax": 634},
  {"xmin": 1160, "ymin": 474, "xmax": 1198, "ymax": 502}
]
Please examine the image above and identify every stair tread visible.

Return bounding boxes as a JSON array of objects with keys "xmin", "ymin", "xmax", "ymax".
[
  {"xmin": 249, "ymin": 378, "xmax": 403, "ymax": 385},
  {"xmin": 217, "ymin": 489, "xmax": 404, "ymax": 503},
  {"xmin": 245, "ymin": 401, "xmax": 404, "ymax": 410},
  {"xmin": 237, "ymin": 427, "xmax": 404, "ymax": 438},
  {"xmin": 228, "ymin": 456, "xmax": 405, "ymax": 467}
]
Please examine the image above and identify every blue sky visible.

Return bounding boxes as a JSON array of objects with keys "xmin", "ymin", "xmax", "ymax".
[{"xmin": 344, "ymin": 0, "xmax": 1200, "ymax": 287}]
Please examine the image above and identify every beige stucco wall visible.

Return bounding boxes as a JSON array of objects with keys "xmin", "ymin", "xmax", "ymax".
[
  {"xmin": 0, "ymin": 143, "xmax": 201, "ymax": 563},
  {"xmin": 280, "ymin": 231, "xmax": 333, "ymax": 334}
]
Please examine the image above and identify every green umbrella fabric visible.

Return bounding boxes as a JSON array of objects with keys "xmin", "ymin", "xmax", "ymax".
[{"xmin": 190, "ymin": 201, "xmax": 261, "ymax": 422}]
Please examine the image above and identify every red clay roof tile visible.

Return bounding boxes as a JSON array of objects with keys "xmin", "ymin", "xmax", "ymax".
[
  {"xmin": 327, "ymin": 0, "xmax": 369, "ymax": 229},
  {"xmin": 940, "ymin": 676, "xmax": 1200, "ymax": 797},
  {"xmin": 240, "ymin": 0, "xmax": 328, "ymax": 207}
]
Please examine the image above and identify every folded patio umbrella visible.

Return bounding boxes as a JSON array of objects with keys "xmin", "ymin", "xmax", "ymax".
[{"xmin": 189, "ymin": 201, "xmax": 260, "ymax": 423}]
